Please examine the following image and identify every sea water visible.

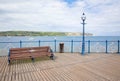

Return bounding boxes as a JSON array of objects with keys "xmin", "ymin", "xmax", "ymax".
[{"xmin": 0, "ymin": 36, "xmax": 120, "ymax": 42}]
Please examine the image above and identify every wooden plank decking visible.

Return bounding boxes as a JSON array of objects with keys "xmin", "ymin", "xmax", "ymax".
[{"xmin": 0, "ymin": 53, "xmax": 120, "ymax": 81}]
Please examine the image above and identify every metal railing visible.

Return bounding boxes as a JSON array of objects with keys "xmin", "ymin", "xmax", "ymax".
[{"xmin": 0, "ymin": 40, "xmax": 119, "ymax": 56}]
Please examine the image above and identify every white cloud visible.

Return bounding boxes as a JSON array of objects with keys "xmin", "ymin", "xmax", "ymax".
[{"xmin": 0, "ymin": 0, "xmax": 120, "ymax": 36}]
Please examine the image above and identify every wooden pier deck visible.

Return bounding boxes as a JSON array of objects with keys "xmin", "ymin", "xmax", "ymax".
[{"xmin": 0, "ymin": 53, "xmax": 120, "ymax": 81}]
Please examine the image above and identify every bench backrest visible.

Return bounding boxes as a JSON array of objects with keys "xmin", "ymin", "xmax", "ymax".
[{"xmin": 9, "ymin": 46, "xmax": 50, "ymax": 56}]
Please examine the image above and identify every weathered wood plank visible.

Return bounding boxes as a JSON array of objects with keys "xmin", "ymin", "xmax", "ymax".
[{"xmin": 0, "ymin": 53, "xmax": 120, "ymax": 81}]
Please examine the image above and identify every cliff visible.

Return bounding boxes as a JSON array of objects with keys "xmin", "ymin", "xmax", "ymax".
[{"xmin": 66, "ymin": 32, "xmax": 93, "ymax": 36}]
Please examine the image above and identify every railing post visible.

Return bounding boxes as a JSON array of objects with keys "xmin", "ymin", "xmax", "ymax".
[
  {"xmin": 20, "ymin": 40, "xmax": 22, "ymax": 48},
  {"xmin": 54, "ymin": 39, "xmax": 56, "ymax": 52},
  {"xmin": 88, "ymin": 40, "xmax": 90, "ymax": 53},
  {"xmin": 118, "ymin": 40, "xmax": 119, "ymax": 54},
  {"xmin": 106, "ymin": 40, "xmax": 108, "ymax": 53},
  {"xmin": 71, "ymin": 40, "xmax": 73, "ymax": 53},
  {"xmin": 39, "ymin": 40, "xmax": 41, "ymax": 47}
]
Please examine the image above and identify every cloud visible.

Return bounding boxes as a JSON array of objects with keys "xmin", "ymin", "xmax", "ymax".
[{"xmin": 0, "ymin": 0, "xmax": 120, "ymax": 36}]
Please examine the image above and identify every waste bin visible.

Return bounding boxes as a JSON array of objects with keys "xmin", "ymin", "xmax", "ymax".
[{"xmin": 59, "ymin": 43, "xmax": 64, "ymax": 53}]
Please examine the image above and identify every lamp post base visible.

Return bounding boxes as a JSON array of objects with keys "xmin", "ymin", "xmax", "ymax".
[{"xmin": 81, "ymin": 43, "xmax": 85, "ymax": 55}]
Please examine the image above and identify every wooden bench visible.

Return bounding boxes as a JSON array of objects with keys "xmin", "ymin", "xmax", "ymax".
[{"xmin": 8, "ymin": 46, "xmax": 54, "ymax": 64}]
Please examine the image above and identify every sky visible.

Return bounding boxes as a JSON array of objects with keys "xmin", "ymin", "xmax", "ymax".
[{"xmin": 0, "ymin": 0, "xmax": 120, "ymax": 36}]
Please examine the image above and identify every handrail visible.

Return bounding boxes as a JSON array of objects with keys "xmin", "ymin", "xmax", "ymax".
[{"xmin": 0, "ymin": 40, "xmax": 119, "ymax": 55}]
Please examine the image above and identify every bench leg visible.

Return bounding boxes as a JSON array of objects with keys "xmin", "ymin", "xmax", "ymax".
[
  {"xmin": 8, "ymin": 59, "xmax": 10, "ymax": 64},
  {"xmin": 50, "ymin": 54, "xmax": 54, "ymax": 60},
  {"xmin": 8, "ymin": 52, "xmax": 10, "ymax": 64},
  {"xmin": 31, "ymin": 57, "xmax": 35, "ymax": 62}
]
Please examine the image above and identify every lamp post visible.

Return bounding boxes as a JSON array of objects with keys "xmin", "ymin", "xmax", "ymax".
[{"xmin": 81, "ymin": 13, "xmax": 86, "ymax": 55}]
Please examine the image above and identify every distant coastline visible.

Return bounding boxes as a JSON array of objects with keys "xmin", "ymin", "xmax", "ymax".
[{"xmin": 0, "ymin": 31, "xmax": 93, "ymax": 36}]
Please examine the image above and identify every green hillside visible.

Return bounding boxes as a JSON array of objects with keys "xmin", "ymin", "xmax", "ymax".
[
  {"xmin": 0, "ymin": 31, "xmax": 93, "ymax": 36},
  {"xmin": 0, "ymin": 31, "xmax": 65, "ymax": 36}
]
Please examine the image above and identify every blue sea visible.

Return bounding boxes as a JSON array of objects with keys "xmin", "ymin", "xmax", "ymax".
[
  {"xmin": 0, "ymin": 36, "xmax": 120, "ymax": 56},
  {"xmin": 0, "ymin": 36, "xmax": 120, "ymax": 42}
]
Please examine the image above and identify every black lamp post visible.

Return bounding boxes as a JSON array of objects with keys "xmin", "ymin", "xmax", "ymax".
[{"xmin": 81, "ymin": 13, "xmax": 86, "ymax": 55}]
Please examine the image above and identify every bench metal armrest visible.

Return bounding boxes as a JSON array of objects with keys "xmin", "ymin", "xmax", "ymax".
[{"xmin": 8, "ymin": 50, "xmax": 10, "ymax": 64}]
